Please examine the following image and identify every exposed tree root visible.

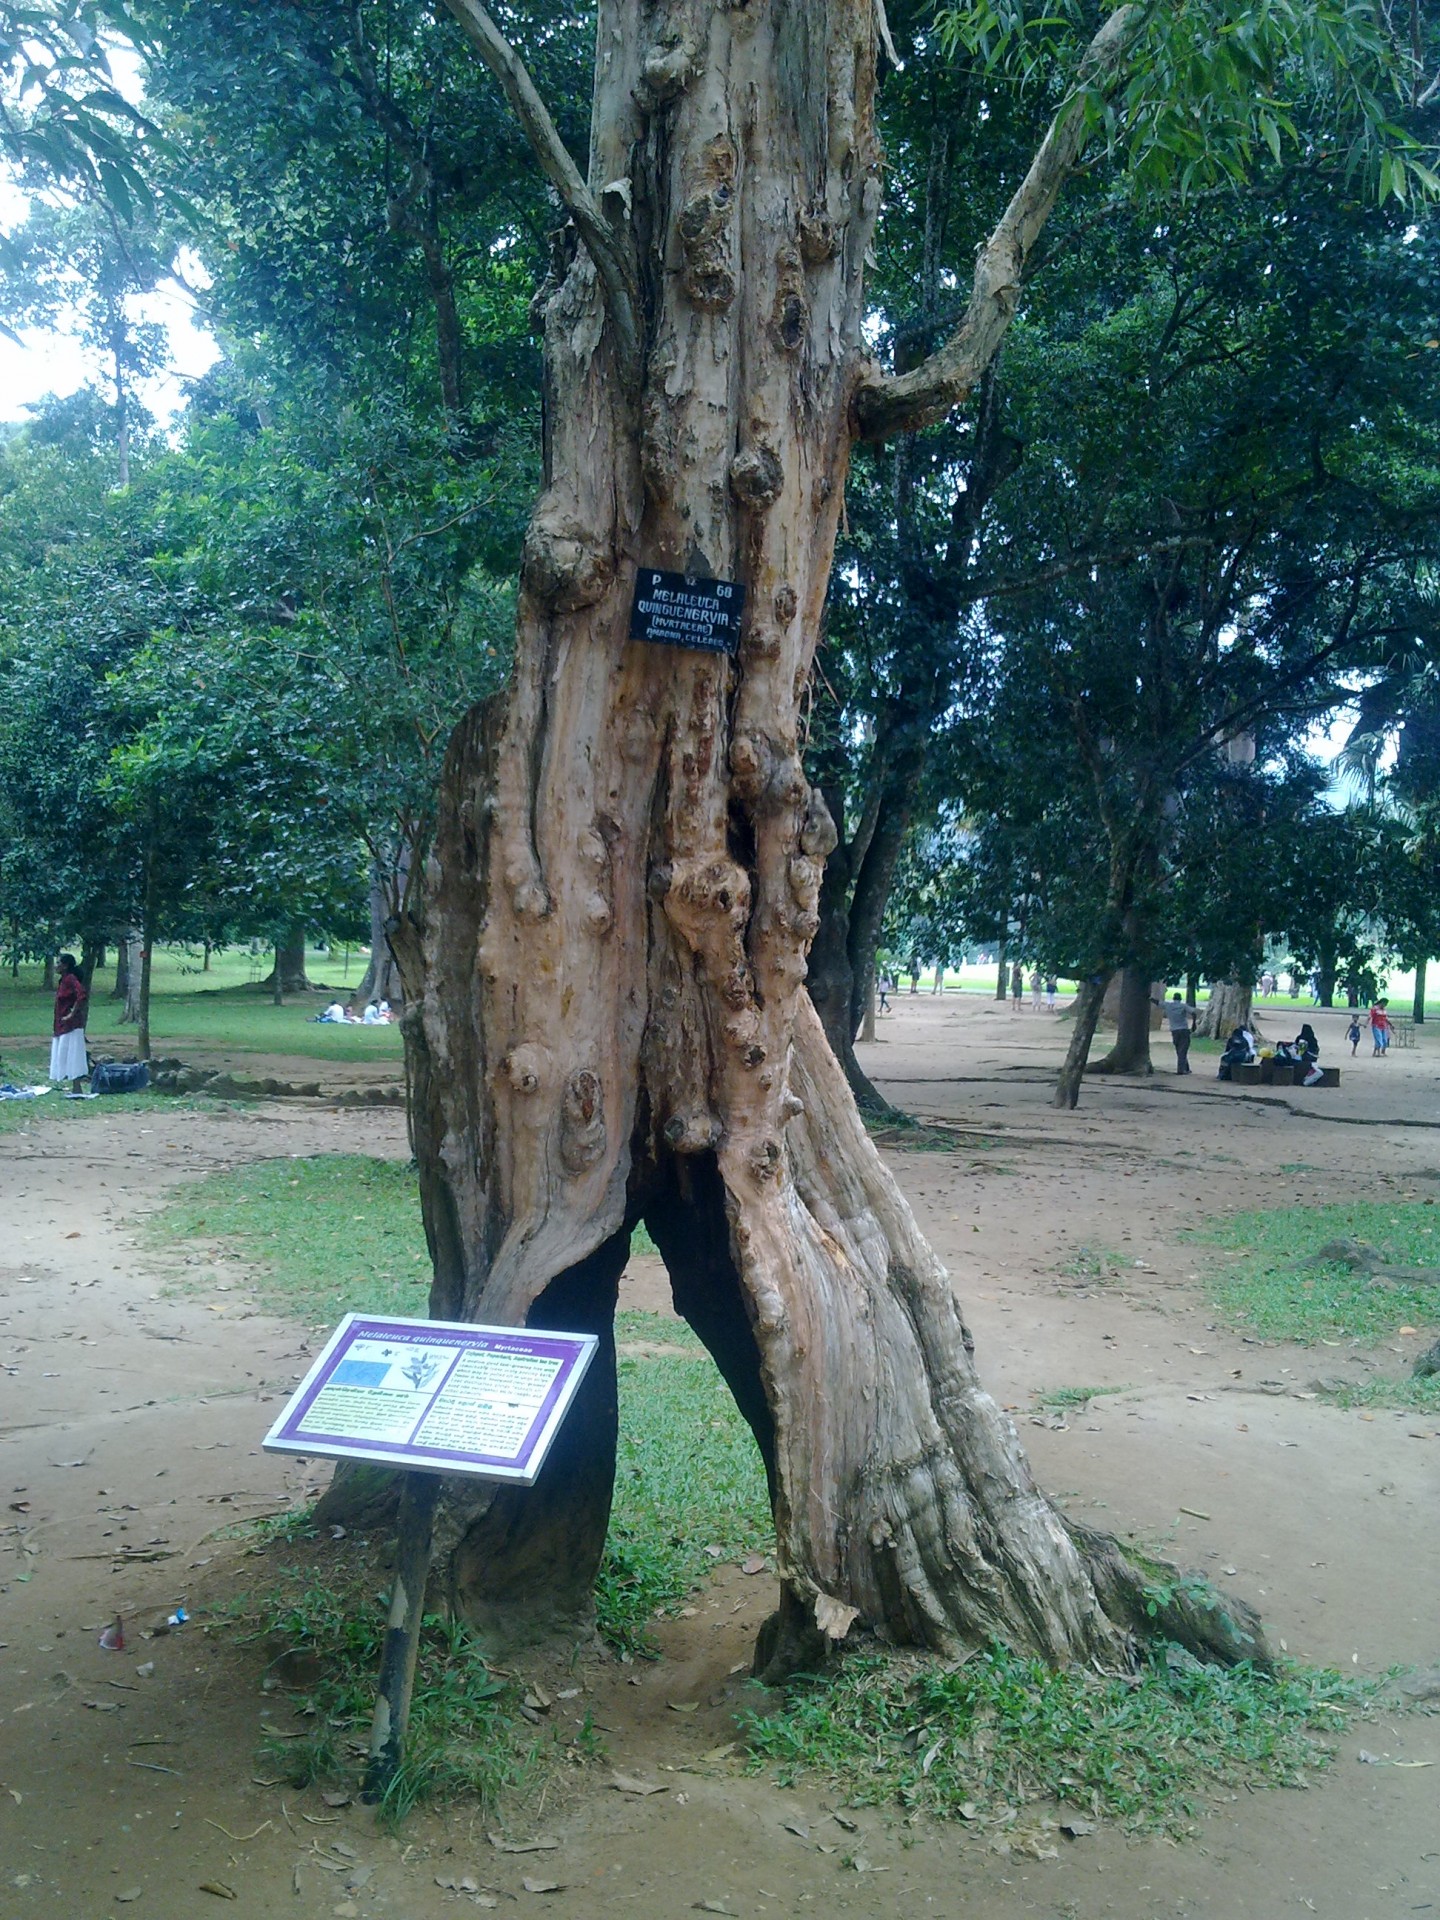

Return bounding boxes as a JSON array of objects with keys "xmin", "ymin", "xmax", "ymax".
[{"xmin": 1069, "ymin": 1521, "xmax": 1272, "ymax": 1670}]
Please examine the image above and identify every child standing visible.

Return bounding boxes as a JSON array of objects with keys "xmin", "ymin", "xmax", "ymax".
[{"xmin": 1346, "ymin": 1014, "xmax": 1362, "ymax": 1056}]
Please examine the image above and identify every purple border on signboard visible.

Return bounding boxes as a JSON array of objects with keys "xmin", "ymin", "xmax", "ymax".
[{"xmin": 270, "ymin": 1316, "xmax": 590, "ymax": 1474}]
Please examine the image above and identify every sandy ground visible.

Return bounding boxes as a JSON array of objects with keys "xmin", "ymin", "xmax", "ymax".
[{"xmin": 2, "ymin": 997, "xmax": 1437, "ymax": 1920}]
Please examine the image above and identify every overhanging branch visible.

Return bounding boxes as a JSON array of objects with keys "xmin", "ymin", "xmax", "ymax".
[
  {"xmin": 437, "ymin": 0, "xmax": 640, "ymax": 386},
  {"xmin": 854, "ymin": 5, "xmax": 1142, "ymax": 443}
]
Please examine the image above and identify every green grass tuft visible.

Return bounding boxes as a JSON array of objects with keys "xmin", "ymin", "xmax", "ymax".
[
  {"xmin": 1059, "ymin": 1244, "xmax": 1131, "ymax": 1284},
  {"xmin": 1192, "ymin": 1201, "xmax": 1440, "ymax": 1345},
  {"xmin": 148, "ymin": 1154, "xmax": 431, "ymax": 1324},
  {"xmin": 1032, "ymin": 1384, "xmax": 1130, "ymax": 1410},
  {"xmin": 743, "ymin": 1645, "xmax": 1372, "ymax": 1831},
  {"xmin": 600, "ymin": 1350, "xmax": 771, "ymax": 1655},
  {"xmin": 232, "ymin": 1563, "xmax": 549, "ymax": 1825}
]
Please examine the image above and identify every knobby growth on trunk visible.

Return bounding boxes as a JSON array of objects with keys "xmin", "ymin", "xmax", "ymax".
[{"xmin": 368, "ymin": 0, "xmax": 1270, "ymax": 1679}]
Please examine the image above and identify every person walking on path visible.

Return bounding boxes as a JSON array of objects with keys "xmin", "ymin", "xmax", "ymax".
[
  {"xmin": 1045, "ymin": 976, "xmax": 1058, "ymax": 1011},
  {"xmin": 1010, "ymin": 961, "xmax": 1024, "ymax": 1010},
  {"xmin": 1368, "ymin": 998, "xmax": 1393, "ymax": 1056},
  {"xmin": 1156, "ymin": 990, "xmax": 1196, "ymax": 1074},
  {"xmin": 50, "ymin": 953, "xmax": 89, "ymax": 1089},
  {"xmin": 1346, "ymin": 1013, "xmax": 1363, "ymax": 1056},
  {"xmin": 1029, "ymin": 971, "xmax": 1042, "ymax": 1011}
]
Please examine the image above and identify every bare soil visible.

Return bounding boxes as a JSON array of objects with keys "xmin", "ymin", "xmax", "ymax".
[{"xmin": 2, "ymin": 997, "xmax": 1437, "ymax": 1920}]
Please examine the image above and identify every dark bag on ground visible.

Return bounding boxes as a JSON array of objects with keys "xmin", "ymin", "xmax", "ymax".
[{"xmin": 91, "ymin": 1060, "xmax": 150, "ymax": 1095}]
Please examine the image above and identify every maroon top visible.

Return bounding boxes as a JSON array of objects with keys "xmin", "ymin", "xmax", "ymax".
[{"xmin": 54, "ymin": 971, "xmax": 88, "ymax": 1036}]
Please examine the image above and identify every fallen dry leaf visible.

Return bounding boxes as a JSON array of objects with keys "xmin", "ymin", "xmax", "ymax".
[
  {"xmin": 610, "ymin": 1772, "xmax": 666, "ymax": 1795},
  {"xmin": 667, "ymin": 1700, "xmax": 699, "ymax": 1713},
  {"xmin": 740, "ymin": 1554, "xmax": 767, "ymax": 1575},
  {"xmin": 114, "ymin": 1891, "xmax": 142, "ymax": 1904},
  {"xmin": 521, "ymin": 1876, "xmax": 564, "ymax": 1894},
  {"xmin": 198, "ymin": 1883, "xmax": 237, "ymax": 1900},
  {"xmin": 487, "ymin": 1834, "xmax": 559, "ymax": 1853}
]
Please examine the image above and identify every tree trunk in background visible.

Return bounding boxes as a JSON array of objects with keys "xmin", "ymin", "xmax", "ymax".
[
  {"xmin": 1089, "ymin": 967, "xmax": 1156, "ymax": 1075},
  {"xmin": 262, "ymin": 931, "xmax": 310, "ymax": 996},
  {"xmin": 42, "ymin": 955, "xmax": 55, "ymax": 991},
  {"xmin": 1414, "ymin": 958, "xmax": 1427, "ymax": 1025},
  {"xmin": 1055, "ymin": 975, "xmax": 1109, "ymax": 1109},
  {"xmin": 354, "ymin": 870, "xmax": 405, "ymax": 1009},
  {"xmin": 995, "ymin": 931, "xmax": 1008, "ymax": 1000},
  {"xmin": 79, "ymin": 938, "xmax": 103, "ymax": 992},
  {"xmin": 1196, "ymin": 979, "xmax": 1254, "ymax": 1040},
  {"xmin": 805, "ymin": 790, "xmax": 902, "ymax": 1118},
  {"xmin": 117, "ymin": 932, "xmax": 143, "ymax": 1023},
  {"xmin": 391, "ymin": 0, "xmax": 1266, "ymax": 1679},
  {"xmin": 1315, "ymin": 962, "xmax": 1336, "ymax": 1009},
  {"xmin": 136, "ymin": 943, "xmax": 153, "ymax": 1058}
]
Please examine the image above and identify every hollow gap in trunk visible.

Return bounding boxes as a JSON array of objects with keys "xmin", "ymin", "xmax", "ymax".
[{"xmin": 441, "ymin": 1230, "xmax": 629, "ymax": 1653}]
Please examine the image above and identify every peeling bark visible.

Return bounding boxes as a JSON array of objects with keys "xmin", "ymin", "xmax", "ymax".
[{"xmin": 401, "ymin": 0, "xmax": 1268, "ymax": 1675}]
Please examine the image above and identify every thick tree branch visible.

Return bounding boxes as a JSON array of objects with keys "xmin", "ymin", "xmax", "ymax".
[
  {"xmin": 854, "ymin": 5, "xmax": 1142, "ymax": 442},
  {"xmin": 437, "ymin": 0, "xmax": 640, "ymax": 387}
]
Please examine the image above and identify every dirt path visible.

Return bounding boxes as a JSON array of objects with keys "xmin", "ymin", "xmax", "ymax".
[{"xmin": 2, "ymin": 1002, "xmax": 1437, "ymax": 1920}]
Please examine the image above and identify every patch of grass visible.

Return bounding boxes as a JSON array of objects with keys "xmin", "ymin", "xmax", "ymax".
[
  {"xmin": 0, "ymin": 945, "xmax": 402, "ymax": 1062},
  {"xmin": 230, "ymin": 1560, "xmax": 549, "ymax": 1825},
  {"xmin": 1317, "ymin": 1374, "xmax": 1440, "ymax": 1414},
  {"xmin": 1059, "ymin": 1245, "xmax": 1131, "ymax": 1284},
  {"xmin": 1192, "ymin": 1201, "xmax": 1440, "ymax": 1345},
  {"xmin": 1032, "ymin": 1385, "xmax": 1130, "ymax": 1411},
  {"xmin": 743, "ymin": 1644, "xmax": 1372, "ymax": 1833},
  {"xmin": 148, "ymin": 1154, "xmax": 431, "ymax": 1324},
  {"xmin": 865, "ymin": 1116, "xmax": 961, "ymax": 1151},
  {"xmin": 614, "ymin": 1308, "xmax": 701, "ymax": 1349},
  {"xmin": 599, "ymin": 1350, "xmax": 771, "ymax": 1655}
]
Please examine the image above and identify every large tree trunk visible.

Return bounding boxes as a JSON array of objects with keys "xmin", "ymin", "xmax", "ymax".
[
  {"xmin": 262, "ymin": 930, "xmax": 310, "ymax": 997},
  {"xmin": 400, "ymin": 0, "xmax": 1266, "ymax": 1678},
  {"xmin": 1413, "ymin": 957, "xmax": 1426, "ymax": 1025},
  {"xmin": 1089, "ymin": 966, "xmax": 1156, "ymax": 1075},
  {"xmin": 1195, "ymin": 978, "xmax": 1254, "ymax": 1040}
]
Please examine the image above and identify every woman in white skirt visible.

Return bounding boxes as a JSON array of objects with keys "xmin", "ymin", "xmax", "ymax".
[{"xmin": 50, "ymin": 953, "xmax": 89, "ymax": 1089}]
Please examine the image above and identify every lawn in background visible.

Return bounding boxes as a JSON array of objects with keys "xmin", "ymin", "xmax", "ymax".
[
  {"xmin": 1194, "ymin": 1199, "xmax": 1440, "ymax": 1411},
  {"xmin": 0, "ymin": 944, "xmax": 401, "ymax": 1063}
]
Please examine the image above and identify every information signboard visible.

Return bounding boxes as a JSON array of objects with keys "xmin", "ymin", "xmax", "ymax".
[
  {"xmin": 262, "ymin": 1314, "xmax": 596, "ymax": 1484},
  {"xmin": 629, "ymin": 566, "xmax": 745, "ymax": 655}
]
